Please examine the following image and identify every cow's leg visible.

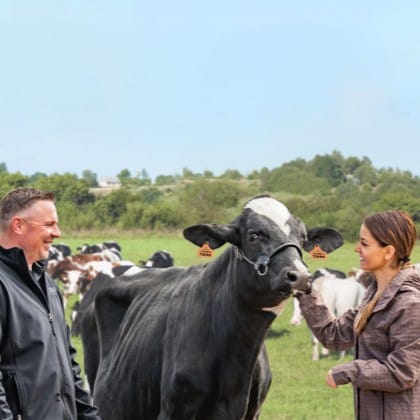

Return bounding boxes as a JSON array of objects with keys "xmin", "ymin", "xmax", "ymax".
[
  {"xmin": 290, "ymin": 297, "xmax": 303, "ymax": 326},
  {"xmin": 312, "ymin": 334, "xmax": 320, "ymax": 361},
  {"xmin": 245, "ymin": 347, "xmax": 272, "ymax": 420},
  {"xmin": 320, "ymin": 346, "xmax": 330, "ymax": 357}
]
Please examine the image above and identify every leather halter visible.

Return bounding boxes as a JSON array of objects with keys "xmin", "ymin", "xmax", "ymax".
[{"xmin": 234, "ymin": 242, "xmax": 303, "ymax": 276}]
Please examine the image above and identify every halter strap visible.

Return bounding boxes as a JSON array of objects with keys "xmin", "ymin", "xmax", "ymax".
[{"xmin": 234, "ymin": 242, "xmax": 302, "ymax": 276}]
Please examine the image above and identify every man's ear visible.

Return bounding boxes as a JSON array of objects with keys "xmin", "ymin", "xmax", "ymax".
[{"xmin": 11, "ymin": 216, "xmax": 24, "ymax": 234}]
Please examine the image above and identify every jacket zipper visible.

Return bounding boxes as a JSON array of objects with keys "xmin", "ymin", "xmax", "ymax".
[{"xmin": 48, "ymin": 312, "xmax": 56, "ymax": 336}]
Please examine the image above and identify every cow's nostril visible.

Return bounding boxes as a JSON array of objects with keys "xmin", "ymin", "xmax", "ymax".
[{"xmin": 287, "ymin": 270, "xmax": 311, "ymax": 292}]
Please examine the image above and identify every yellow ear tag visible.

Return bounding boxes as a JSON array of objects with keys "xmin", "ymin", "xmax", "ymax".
[
  {"xmin": 198, "ymin": 242, "xmax": 214, "ymax": 258},
  {"xmin": 309, "ymin": 245, "xmax": 328, "ymax": 260}
]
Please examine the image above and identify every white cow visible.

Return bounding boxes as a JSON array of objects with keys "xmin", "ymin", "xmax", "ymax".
[{"xmin": 291, "ymin": 268, "xmax": 366, "ymax": 360}]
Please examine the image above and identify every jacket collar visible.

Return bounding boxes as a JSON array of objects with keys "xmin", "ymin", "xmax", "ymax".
[
  {"xmin": 372, "ymin": 265, "xmax": 420, "ymax": 313},
  {"xmin": 0, "ymin": 246, "xmax": 46, "ymax": 276}
]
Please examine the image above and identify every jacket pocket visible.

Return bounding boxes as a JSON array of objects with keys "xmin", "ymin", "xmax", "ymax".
[{"xmin": 2, "ymin": 369, "xmax": 24, "ymax": 417}]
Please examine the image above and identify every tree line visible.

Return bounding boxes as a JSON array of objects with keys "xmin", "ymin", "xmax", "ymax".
[{"xmin": 1, "ymin": 150, "xmax": 420, "ymax": 241}]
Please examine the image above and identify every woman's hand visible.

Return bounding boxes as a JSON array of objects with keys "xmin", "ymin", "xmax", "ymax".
[{"xmin": 325, "ymin": 370, "xmax": 337, "ymax": 388}]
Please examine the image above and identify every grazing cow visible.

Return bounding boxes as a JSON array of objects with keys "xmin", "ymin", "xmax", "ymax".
[
  {"xmin": 291, "ymin": 268, "xmax": 366, "ymax": 360},
  {"xmin": 64, "ymin": 260, "xmax": 138, "ymax": 305},
  {"xmin": 49, "ymin": 253, "xmax": 104, "ymax": 278},
  {"xmin": 139, "ymin": 250, "xmax": 174, "ymax": 268},
  {"xmin": 77, "ymin": 241, "xmax": 122, "ymax": 256},
  {"xmin": 46, "ymin": 243, "xmax": 72, "ymax": 274},
  {"xmin": 48, "ymin": 243, "xmax": 72, "ymax": 260},
  {"xmin": 71, "ymin": 263, "xmax": 143, "ymax": 334},
  {"xmin": 80, "ymin": 195, "xmax": 343, "ymax": 419}
]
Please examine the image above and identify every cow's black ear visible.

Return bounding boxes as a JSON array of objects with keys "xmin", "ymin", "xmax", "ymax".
[
  {"xmin": 303, "ymin": 227, "xmax": 344, "ymax": 253},
  {"xmin": 95, "ymin": 279, "xmax": 138, "ymax": 359},
  {"xmin": 183, "ymin": 224, "xmax": 238, "ymax": 249}
]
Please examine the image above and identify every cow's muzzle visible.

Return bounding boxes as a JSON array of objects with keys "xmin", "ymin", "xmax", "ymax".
[
  {"xmin": 234, "ymin": 242, "xmax": 303, "ymax": 276},
  {"xmin": 287, "ymin": 270, "xmax": 312, "ymax": 293}
]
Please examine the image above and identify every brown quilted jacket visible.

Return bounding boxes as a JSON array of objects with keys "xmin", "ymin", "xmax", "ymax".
[{"xmin": 298, "ymin": 265, "xmax": 420, "ymax": 420}]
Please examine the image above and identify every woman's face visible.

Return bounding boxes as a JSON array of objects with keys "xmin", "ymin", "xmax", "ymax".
[{"xmin": 354, "ymin": 224, "xmax": 389, "ymax": 272}]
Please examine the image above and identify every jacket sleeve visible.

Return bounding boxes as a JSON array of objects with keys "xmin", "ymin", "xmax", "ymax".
[
  {"xmin": 0, "ymin": 366, "xmax": 13, "ymax": 420},
  {"xmin": 297, "ymin": 288, "xmax": 357, "ymax": 352},
  {"xmin": 0, "ymin": 290, "xmax": 14, "ymax": 420},
  {"xmin": 66, "ymin": 325, "xmax": 102, "ymax": 420},
  {"xmin": 331, "ymin": 289, "xmax": 420, "ymax": 392}
]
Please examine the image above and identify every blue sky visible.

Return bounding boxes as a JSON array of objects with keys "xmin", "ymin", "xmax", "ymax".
[{"xmin": 1, "ymin": 1, "xmax": 419, "ymax": 181}]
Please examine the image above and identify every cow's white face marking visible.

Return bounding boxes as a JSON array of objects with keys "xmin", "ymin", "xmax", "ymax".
[
  {"xmin": 66, "ymin": 270, "xmax": 83, "ymax": 294},
  {"xmin": 293, "ymin": 258, "xmax": 309, "ymax": 274},
  {"xmin": 245, "ymin": 197, "xmax": 291, "ymax": 235}
]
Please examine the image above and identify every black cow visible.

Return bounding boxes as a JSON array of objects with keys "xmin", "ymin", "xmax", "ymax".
[
  {"xmin": 139, "ymin": 250, "xmax": 174, "ymax": 268},
  {"xmin": 82, "ymin": 195, "xmax": 343, "ymax": 419}
]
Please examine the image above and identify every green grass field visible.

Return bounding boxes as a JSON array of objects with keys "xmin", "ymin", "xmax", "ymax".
[{"xmin": 62, "ymin": 233, "xmax": 420, "ymax": 420}]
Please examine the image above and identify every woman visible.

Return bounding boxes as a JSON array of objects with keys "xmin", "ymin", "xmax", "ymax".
[{"xmin": 297, "ymin": 210, "xmax": 420, "ymax": 420}]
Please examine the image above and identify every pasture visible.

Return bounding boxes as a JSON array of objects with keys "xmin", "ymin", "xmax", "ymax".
[{"xmin": 62, "ymin": 232, "xmax": 420, "ymax": 420}]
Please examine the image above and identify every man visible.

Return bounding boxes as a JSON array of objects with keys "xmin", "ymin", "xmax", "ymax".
[{"xmin": 0, "ymin": 187, "xmax": 100, "ymax": 419}]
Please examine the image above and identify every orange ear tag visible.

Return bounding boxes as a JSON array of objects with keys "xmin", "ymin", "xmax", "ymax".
[
  {"xmin": 198, "ymin": 242, "xmax": 214, "ymax": 258},
  {"xmin": 309, "ymin": 245, "xmax": 328, "ymax": 260}
]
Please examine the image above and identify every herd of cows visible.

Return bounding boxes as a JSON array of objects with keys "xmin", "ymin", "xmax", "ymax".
[{"xmin": 46, "ymin": 195, "xmax": 380, "ymax": 419}]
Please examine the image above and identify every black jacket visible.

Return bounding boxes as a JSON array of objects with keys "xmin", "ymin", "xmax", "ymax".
[{"xmin": 0, "ymin": 246, "xmax": 100, "ymax": 420}]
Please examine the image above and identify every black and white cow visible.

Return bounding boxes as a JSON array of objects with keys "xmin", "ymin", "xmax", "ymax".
[
  {"xmin": 77, "ymin": 241, "xmax": 122, "ymax": 259},
  {"xmin": 290, "ymin": 267, "xmax": 347, "ymax": 326},
  {"xmin": 291, "ymin": 267, "xmax": 366, "ymax": 360},
  {"xmin": 48, "ymin": 243, "xmax": 72, "ymax": 260},
  {"xmin": 139, "ymin": 250, "xmax": 174, "ymax": 268},
  {"xmin": 46, "ymin": 243, "xmax": 72, "ymax": 274},
  {"xmin": 81, "ymin": 195, "xmax": 343, "ymax": 419}
]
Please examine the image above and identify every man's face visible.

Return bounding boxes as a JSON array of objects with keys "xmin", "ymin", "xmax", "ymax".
[{"xmin": 18, "ymin": 200, "xmax": 61, "ymax": 267}]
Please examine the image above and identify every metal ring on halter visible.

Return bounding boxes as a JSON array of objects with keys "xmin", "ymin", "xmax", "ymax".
[{"xmin": 234, "ymin": 242, "xmax": 302, "ymax": 276}]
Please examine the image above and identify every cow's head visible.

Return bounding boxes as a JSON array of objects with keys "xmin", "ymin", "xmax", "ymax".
[{"xmin": 183, "ymin": 195, "xmax": 343, "ymax": 309}]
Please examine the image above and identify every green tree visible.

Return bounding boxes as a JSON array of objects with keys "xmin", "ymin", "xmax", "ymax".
[
  {"xmin": 353, "ymin": 164, "xmax": 378, "ymax": 187},
  {"xmin": 29, "ymin": 172, "xmax": 48, "ymax": 183},
  {"xmin": 140, "ymin": 200, "xmax": 186, "ymax": 229},
  {"xmin": 0, "ymin": 172, "xmax": 29, "ymax": 197},
  {"xmin": 82, "ymin": 170, "xmax": 99, "ymax": 187},
  {"xmin": 117, "ymin": 169, "xmax": 131, "ymax": 187},
  {"xmin": 220, "ymin": 169, "xmax": 243, "ymax": 180},
  {"xmin": 179, "ymin": 179, "xmax": 244, "ymax": 224},
  {"xmin": 92, "ymin": 188, "xmax": 132, "ymax": 225},
  {"xmin": 262, "ymin": 166, "xmax": 330, "ymax": 195},
  {"xmin": 155, "ymin": 175, "xmax": 177, "ymax": 186},
  {"xmin": 310, "ymin": 151, "xmax": 346, "ymax": 187},
  {"xmin": 34, "ymin": 173, "xmax": 94, "ymax": 206}
]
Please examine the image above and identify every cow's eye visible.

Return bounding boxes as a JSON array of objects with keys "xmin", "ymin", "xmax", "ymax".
[{"xmin": 248, "ymin": 232, "xmax": 259, "ymax": 242}]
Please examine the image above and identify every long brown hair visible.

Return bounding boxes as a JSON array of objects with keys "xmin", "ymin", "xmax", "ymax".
[{"xmin": 354, "ymin": 210, "xmax": 416, "ymax": 335}]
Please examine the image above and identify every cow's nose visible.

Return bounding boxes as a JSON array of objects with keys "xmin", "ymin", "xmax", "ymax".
[{"xmin": 287, "ymin": 270, "xmax": 311, "ymax": 292}]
